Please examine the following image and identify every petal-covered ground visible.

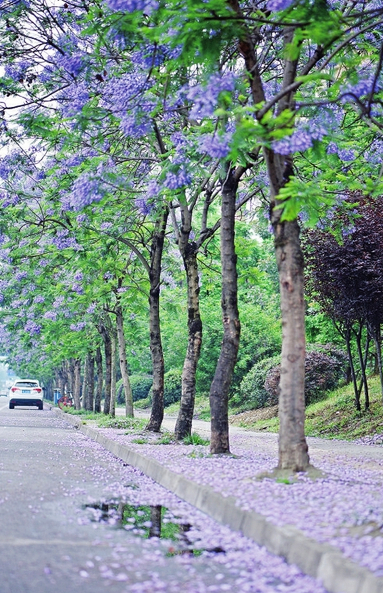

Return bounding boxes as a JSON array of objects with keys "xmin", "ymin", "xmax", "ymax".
[{"xmin": 90, "ymin": 422, "xmax": 383, "ymax": 578}]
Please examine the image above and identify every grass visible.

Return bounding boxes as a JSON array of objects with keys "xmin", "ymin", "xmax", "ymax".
[
  {"xmin": 238, "ymin": 375, "xmax": 383, "ymax": 440},
  {"xmin": 164, "ymin": 394, "xmax": 211, "ymax": 420},
  {"xmin": 183, "ymin": 432, "xmax": 209, "ymax": 446}
]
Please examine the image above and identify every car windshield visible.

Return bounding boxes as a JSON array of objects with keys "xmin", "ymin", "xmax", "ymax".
[{"xmin": 15, "ymin": 381, "xmax": 39, "ymax": 388}]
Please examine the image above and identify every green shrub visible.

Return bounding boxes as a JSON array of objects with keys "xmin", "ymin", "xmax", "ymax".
[
  {"xmin": 163, "ymin": 369, "xmax": 182, "ymax": 407},
  {"xmin": 130, "ymin": 374, "xmax": 153, "ymax": 402},
  {"xmin": 234, "ymin": 344, "xmax": 348, "ymax": 411},
  {"xmin": 265, "ymin": 346, "xmax": 348, "ymax": 406},
  {"xmin": 233, "ymin": 355, "xmax": 281, "ymax": 410}
]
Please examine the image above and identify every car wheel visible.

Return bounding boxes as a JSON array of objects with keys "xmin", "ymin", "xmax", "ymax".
[
  {"xmin": 38, "ymin": 402, "xmax": 43, "ymax": 410},
  {"xmin": 9, "ymin": 403, "xmax": 14, "ymax": 409}
]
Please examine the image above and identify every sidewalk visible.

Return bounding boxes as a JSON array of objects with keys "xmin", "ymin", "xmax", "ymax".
[{"xmin": 55, "ymin": 408, "xmax": 383, "ymax": 593}]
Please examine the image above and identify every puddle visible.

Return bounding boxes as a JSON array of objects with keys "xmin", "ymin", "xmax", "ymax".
[{"xmin": 84, "ymin": 501, "xmax": 224, "ymax": 555}]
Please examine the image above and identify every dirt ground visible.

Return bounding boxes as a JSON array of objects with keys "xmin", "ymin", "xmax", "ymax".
[{"xmin": 229, "ymin": 404, "xmax": 278, "ymax": 427}]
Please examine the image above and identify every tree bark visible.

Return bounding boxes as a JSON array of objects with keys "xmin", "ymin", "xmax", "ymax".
[
  {"xmin": 95, "ymin": 346, "xmax": 103, "ymax": 413},
  {"xmin": 209, "ymin": 168, "xmax": 241, "ymax": 454},
  {"xmin": 82, "ymin": 354, "xmax": 88, "ymax": 410},
  {"xmin": 175, "ymin": 245, "xmax": 203, "ymax": 440},
  {"xmin": 227, "ymin": 3, "xmax": 310, "ymax": 470},
  {"xmin": 110, "ymin": 324, "xmax": 117, "ymax": 418},
  {"xmin": 146, "ymin": 206, "xmax": 169, "ymax": 432},
  {"xmin": 273, "ymin": 218, "xmax": 309, "ymax": 470},
  {"xmin": 116, "ymin": 301, "xmax": 134, "ymax": 417},
  {"xmin": 73, "ymin": 358, "xmax": 81, "ymax": 410},
  {"xmin": 98, "ymin": 321, "xmax": 112, "ymax": 415},
  {"xmin": 67, "ymin": 358, "xmax": 75, "ymax": 397},
  {"xmin": 84, "ymin": 351, "xmax": 95, "ymax": 412}
]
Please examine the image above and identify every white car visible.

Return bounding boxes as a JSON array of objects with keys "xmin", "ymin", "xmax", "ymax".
[{"xmin": 9, "ymin": 379, "xmax": 43, "ymax": 410}]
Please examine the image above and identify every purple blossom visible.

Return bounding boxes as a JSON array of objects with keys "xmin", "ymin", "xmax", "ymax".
[
  {"xmin": 107, "ymin": 0, "xmax": 159, "ymax": 14},
  {"xmin": 100, "ymin": 222, "xmax": 113, "ymax": 230},
  {"xmin": 76, "ymin": 214, "xmax": 88, "ymax": 224},
  {"xmin": 327, "ymin": 142, "xmax": 338, "ymax": 154},
  {"xmin": 59, "ymin": 54, "xmax": 84, "ymax": 77},
  {"xmin": 187, "ymin": 72, "xmax": 237, "ymax": 119},
  {"xmin": 86, "ymin": 303, "xmax": 96, "ymax": 314},
  {"xmin": 53, "ymin": 296, "xmax": 65, "ymax": 309},
  {"xmin": 64, "ymin": 172, "xmax": 106, "ymax": 211},
  {"xmin": 24, "ymin": 320, "xmax": 41, "ymax": 335},
  {"xmin": 71, "ymin": 283, "xmax": 83, "ymax": 294},
  {"xmin": 70, "ymin": 321, "xmax": 86, "ymax": 331},
  {"xmin": 201, "ymin": 133, "xmax": 231, "ymax": 159},
  {"xmin": 59, "ymin": 82, "xmax": 89, "ymax": 117},
  {"xmin": 74, "ymin": 271, "xmax": 83, "ymax": 281},
  {"xmin": 34, "ymin": 295, "xmax": 45, "ymax": 304},
  {"xmin": 43, "ymin": 311, "xmax": 57, "ymax": 321},
  {"xmin": 120, "ymin": 114, "xmax": 152, "ymax": 139},
  {"xmin": 164, "ymin": 166, "xmax": 192, "ymax": 190},
  {"xmin": 338, "ymin": 148, "xmax": 356, "ymax": 162},
  {"xmin": 135, "ymin": 196, "xmax": 154, "ymax": 215},
  {"xmin": 4, "ymin": 60, "xmax": 31, "ymax": 82},
  {"xmin": 15, "ymin": 271, "xmax": 27, "ymax": 281},
  {"xmin": 267, "ymin": 0, "xmax": 294, "ymax": 10}
]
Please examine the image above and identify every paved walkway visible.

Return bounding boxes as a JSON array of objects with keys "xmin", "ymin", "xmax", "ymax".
[{"xmin": 58, "ymin": 407, "xmax": 383, "ymax": 593}]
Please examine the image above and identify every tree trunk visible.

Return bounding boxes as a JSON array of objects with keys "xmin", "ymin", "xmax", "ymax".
[
  {"xmin": 149, "ymin": 505, "xmax": 162, "ymax": 538},
  {"xmin": 95, "ymin": 346, "xmax": 103, "ymax": 413},
  {"xmin": 227, "ymin": 1, "xmax": 310, "ymax": 470},
  {"xmin": 82, "ymin": 354, "xmax": 88, "ymax": 410},
  {"xmin": 98, "ymin": 321, "xmax": 112, "ymax": 415},
  {"xmin": 355, "ymin": 323, "xmax": 369, "ymax": 411},
  {"xmin": 73, "ymin": 358, "xmax": 81, "ymax": 410},
  {"xmin": 209, "ymin": 168, "xmax": 241, "ymax": 454},
  {"xmin": 56, "ymin": 366, "xmax": 65, "ymax": 397},
  {"xmin": 67, "ymin": 358, "xmax": 75, "ymax": 397},
  {"xmin": 110, "ymin": 325, "xmax": 117, "ymax": 418},
  {"xmin": 116, "ymin": 302, "xmax": 134, "ymax": 417},
  {"xmin": 146, "ymin": 206, "xmax": 169, "ymax": 432},
  {"xmin": 84, "ymin": 351, "xmax": 95, "ymax": 412},
  {"xmin": 345, "ymin": 325, "xmax": 360, "ymax": 411},
  {"xmin": 273, "ymin": 218, "xmax": 309, "ymax": 471},
  {"xmin": 175, "ymin": 245, "xmax": 203, "ymax": 440}
]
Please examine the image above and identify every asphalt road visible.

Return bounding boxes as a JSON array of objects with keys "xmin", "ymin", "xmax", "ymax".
[
  {"xmin": 0, "ymin": 401, "xmax": 233, "ymax": 593},
  {"xmin": 0, "ymin": 400, "xmax": 329, "ymax": 593}
]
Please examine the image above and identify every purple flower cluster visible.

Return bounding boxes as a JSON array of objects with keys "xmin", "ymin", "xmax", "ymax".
[
  {"xmin": 71, "ymin": 283, "xmax": 83, "ymax": 294},
  {"xmin": 59, "ymin": 82, "xmax": 89, "ymax": 117},
  {"xmin": 43, "ymin": 311, "xmax": 57, "ymax": 321},
  {"xmin": 135, "ymin": 196, "xmax": 154, "ymax": 215},
  {"xmin": 107, "ymin": 0, "xmax": 159, "ymax": 14},
  {"xmin": 4, "ymin": 60, "xmax": 31, "ymax": 82},
  {"xmin": 86, "ymin": 303, "xmax": 96, "ymax": 314},
  {"xmin": 59, "ymin": 53, "xmax": 85, "ymax": 77},
  {"xmin": 267, "ymin": 0, "xmax": 294, "ymax": 10},
  {"xmin": 101, "ymin": 72, "xmax": 151, "ymax": 116},
  {"xmin": 64, "ymin": 172, "xmax": 106, "ymax": 211},
  {"xmin": 69, "ymin": 321, "xmax": 86, "ymax": 331},
  {"xmin": 120, "ymin": 113, "xmax": 152, "ymax": 139},
  {"xmin": 201, "ymin": 133, "xmax": 231, "ymax": 159},
  {"xmin": 187, "ymin": 72, "xmax": 237, "ymax": 120},
  {"xmin": 24, "ymin": 320, "xmax": 41, "ymax": 335},
  {"xmin": 164, "ymin": 166, "xmax": 192, "ymax": 190}
]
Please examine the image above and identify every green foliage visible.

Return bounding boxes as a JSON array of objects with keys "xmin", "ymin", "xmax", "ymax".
[
  {"xmin": 153, "ymin": 434, "xmax": 175, "ymax": 445},
  {"xmin": 97, "ymin": 417, "xmax": 147, "ymax": 431},
  {"xmin": 163, "ymin": 369, "xmax": 182, "ymax": 407},
  {"xmin": 233, "ymin": 355, "xmax": 281, "ymax": 411},
  {"xmin": 264, "ymin": 346, "xmax": 348, "ymax": 406},
  {"xmin": 183, "ymin": 433, "xmax": 209, "ymax": 446},
  {"xmin": 130, "ymin": 374, "xmax": 153, "ymax": 402}
]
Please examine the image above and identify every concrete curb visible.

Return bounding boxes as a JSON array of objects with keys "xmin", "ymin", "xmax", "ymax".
[{"xmin": 57, "ymin": 410, "xmax": 383, "ymax": 593}]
